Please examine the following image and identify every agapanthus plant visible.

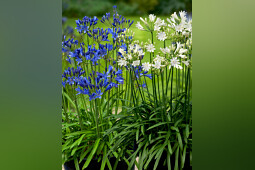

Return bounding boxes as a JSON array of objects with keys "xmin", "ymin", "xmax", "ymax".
[
  {"xmin": 62, "ymin": 6, "xmax": 135, "ymax": 170},
  {"xmin": 105, "ymin": 11, "xmax": 192, "ymax": 170}
]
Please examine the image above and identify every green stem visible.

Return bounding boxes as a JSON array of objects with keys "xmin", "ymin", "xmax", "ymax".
[
  {"xmin": 73, "ymin": 88, "xmax": 85, "ymax": 130},
  {"xmin": 170, "ymin": 68, "xmax": 174, "ymax": 118}
]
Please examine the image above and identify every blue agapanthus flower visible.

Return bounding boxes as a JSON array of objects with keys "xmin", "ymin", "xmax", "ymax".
[
  {"xmin": 70, "ymin": 65, "xmax": 124, "ymax": 101},
  {"xmin": 133, "ymin": 66, "xmax": 152, "ymax": 80},
  {"xmin": 75, "ymin": 16, "xmax": 99, "ymax": 35},
  {"xmin": 101, "ymin": 6, "xmax": 134, "ymax": 29},
  {"xmin": 62, "ymin": 66, "xmax": 85, "ymax": 87}
]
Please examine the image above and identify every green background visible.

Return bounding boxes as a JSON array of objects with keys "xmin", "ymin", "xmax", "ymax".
[
  {"xmin": 193, "ymin": 0, "xmax": 255, "ymax": 169},
  {"xmin": 0, "ymin": 0, "xmax": 62, "ymax": 170},
  {"xmin": 1, "ymin": 0, "xmax": 255, "ymax": 170}
]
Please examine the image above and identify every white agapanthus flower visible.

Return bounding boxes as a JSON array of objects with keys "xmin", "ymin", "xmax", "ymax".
[
  {"xmin": 142, "ymin": 62, "xmax": 151, "ymax": 71},
  {"xmin": 171, "ymin": 12, "xmax": 179, "ymax": 20},
  {"xmin": 169, "ymin": 44, "xmax": 176, "ymax": 51},
  {"xmin": 170, "ymin": 57, "xmax": 181, "ymax": 69},
  {"xmin": 154, "ymin": 25, "xmax": 161, "ymax": 31},
  {"xmin": 161, "ymin": 20, "xmax": 166, "ymax": 26},
  {"xmin": 178, "ymin": 55, "xmax": 187, "ymax": 59},
  {"xmin": 146, "ymin": 44, "xmax": 155, "ymax": 52},
  {"xmin": 157, "ymin": 32, "xmax": 167, "ymax": 41},
  {"xmin": 182, "ymin": 31, "xmax": 189, "ymax": 37},
  {"xmin": 140, "ymin": 17, "xmax": 148, "ymax": 25},
  {"xmin": 179, "ymin": 11, "xmax": 187, "ymax": 20},
  {"xmin": 179, "ymin": 48, "xmax": 188, "ymax": 54},
  {"xmin": 175, "ymin": 21, "xmax": 186, "ymax": 32},
  {"xmin": 186, "ymin": 19, "xmax": 192, "ymax": 32},
  {"xmin": 118, "ymin": 58, "xmax": 128, "ymax": 67},
  {"xmin": 187, "ymin": 38, "xmax": 192, "ymax": 47},
  {"xmin": 129, "ymin": 44, "xmax": 134, "ymax": 50},
  {"xmin": 160, "ymin": 47, "xmax": 171, "ymax": 54},
  {"xmin": 119, "ymin": 48, "xmax": 125, "ymax": 55},
  {"xmin": 154, "ymin": 55, "xmax": 165, "ymax": 62},
  {"xmin": 149, "ymin": 14, "xmax": 156, "ymax": 22},
  {"xmin": 152, "ymin": 60, "xmax": 163, "ymax": 69},
  {"xmin": 132, "ymin": 60, "xmax": 140, "ymax": 67},
  {"xmin": 155, "ymin": 18, "xmax": 166, "ymax": 27},
  {"xmin": 167, "ymin": 18, "xmax": 175, "ymax": 27},
  {"xmin": 182, "ymin": 60, "xmax": 190, "ymax": 67},
  {"xmin": 155, "ymin": 18, "xmax": 162, "ymax": 25},
  {"xmin": 136, "ymin": 21, "xmax": 144, "ymax": 30},
  {"xmin": 133, "ymin": 44, "xmax": 141, "ymax": 53},
  {"xmin": 138, "ymin": 50, "xmax": 145, "ymax": 56},
  {"xmin": 175, "ymin": 42, "xmax": 183, "ymax": 52},
  {"xmin": 127, "ymin": 54, "xmax": 132, "ymax": 60}
]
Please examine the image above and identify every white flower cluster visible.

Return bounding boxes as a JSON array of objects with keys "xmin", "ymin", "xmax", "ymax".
[
  {"xmin": 117, "ymin": 42, "xmax": 145, "ymax": 68},
  {"xmin": 128, "ymin": 11, "xmax": 192, "ymax": 72},
  {"xmin": 143, "ymin": 40, "xmax": 191, "ymax": 71},
  {"xmin": 136, "ymin": 14, "xmax": 157, "ymax": 31},
  {"xmin": 167, "ymin": 11, "xmax": 192, "ymax": 38},
  {"xmin": 135, "ymin": 14, "xmax": 170, "ymax": 41}
]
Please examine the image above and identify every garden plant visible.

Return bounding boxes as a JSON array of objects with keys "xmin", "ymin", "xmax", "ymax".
[{"xmin": 62, "ymin": 6, "xmax": 192, "ymax": 170}]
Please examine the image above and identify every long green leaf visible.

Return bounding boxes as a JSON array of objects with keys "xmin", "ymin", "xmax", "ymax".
[
  {"xmin": 186, "ymin": 124, "xmax": 189, "ymax": 139},
  {"xmin": 174, "ymin": 146, "xmax": 179, "ymax": 170},
  {"xmin": 63, "ymin": 91, "xmax": 76, "ymax": 109},
  {"xmin": 82, "ymin": 138, "xmax": 101, "ymax": 169},
  {"xmin": 153, "ymin": 149, "xmax": 163, "ymax": 170},
  {"xmin": 167, "ymin": 152, "xmax": 171, "ymax": 170},
  {"xmin": 79, "ymin": 146, "xmax": 92, "ymax": 163},
  {"xmin": 74, "ymin": 157, "xmax": 80, "ymax": 170},
  {"xmin": 70, "ymin": 134, "xmax": 86, "ymax": 149},
  {"xmin": 177, "ymin": 133, "xmax": 183, "ymax": 151},
  {"xmin": 100, "ymin": 146, "xmax": 107, "ymax": 170},
  {"xmin": 167, "ymin": 140, "xmax": 173, "ymax": 155},
  {"xmin": 181, "ymin": 145, "xmax": 187, "ymax": 169},
  {"xmin": 71, "ymin": 147, "xmax": 78, "ymax": 156},
  {"xmin": 147, "ymin": 122, "xmax": 169, "ymax": 131}
]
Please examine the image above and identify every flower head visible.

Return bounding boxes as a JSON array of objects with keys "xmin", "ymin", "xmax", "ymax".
[
  {"xmin": 179, "ymin": 11, "xmax": 187, "ymax": 20},
  {"xmin": 140, "ymin": 17, "xmax": 148, "ymax": 25},
  {"xmin": 132, "ymin": 60, "xmax": 140, "ymax": 67},
  {"xmin": 182, "ymin": 60, "xmax": 190, "ymax": 67},
  {"xmin": 127, "ymin": 54, "xmax": 132, "ymax": 60},
  {"xmin": 149, "ymin": 14, "xmax": 156, "ymax": 22},
  {"xmin": 157, "ymin": 32, "xmax": 167, "ymax": 41},
  {"xmin": 154, "ymin": 55, "xmax": 165, "ymax": 62},
  {"xmin": 142, "ymin": 62, "xmax": 151, "ymax": 71},
  {"xmin": 178, "ymin": 54, "xmax": 187, "ymax": 59},
  {"xmin": 146, "ymin": 44, "xmax": 155, "ymax": 53},
  {"xmin": 136, "ymin": 21, "xmax": 144, "ymax": 30},
  {"xmin": 117, "ymin": 58, "xmax": 128, "ymax": 67},
  {"xmin": 170, "ymin": 57, "xmax": 181, "ymax": 69},
  {"xmin": 160, "ymin": 47, "xmax": 170, "ymax": 54},
  {"xmin": 154, "ymin": 25, "xmax": 161, "ymax": 31},
  {"xmin": 179, "ymin": 48, "xmax": 188, "ymax": 54},
  {"xmin": 152, "ymin": 60, "xmax": 163, "ymax": 69}
]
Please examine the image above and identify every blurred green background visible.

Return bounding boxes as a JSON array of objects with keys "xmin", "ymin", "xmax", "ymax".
[{"xmin": 62, "ymin": 0, "xmax": 192, "ymax": 18}]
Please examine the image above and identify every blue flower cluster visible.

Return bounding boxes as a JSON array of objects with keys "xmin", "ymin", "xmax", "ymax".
[
  {"xmin": 62, "ymin": 65, "xmax": 124, "ymax": 101},
  {"xmin": 75, "ymin": 65, "xmax": 124, "ymax": 101},
  {"xmin": 101, "ymin": 7, "xmax": 134, "ymax": 29},
  {"xmin": 134, "ymin": 66, "xmax": 152, "ymax": 80},
  {"xmin": 75, "ymin": 16, "xmax": 98, "ymax": 35},
  {"xmin": 62, "ymin": 66, "xmax": 85, "ymax": 87},
  {"xmin": 64, "ymin": 42, "xmax": 114, "ymax": 66},
  {"xmin": 62, "ymin": 6, "xmax": 136, "ymax": 101}
]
